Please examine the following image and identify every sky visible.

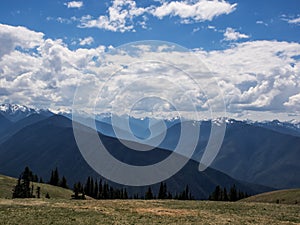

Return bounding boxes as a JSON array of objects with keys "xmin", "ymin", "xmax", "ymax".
[{"xmin": 0, "ymin": 0, "xmax": 300, "ymax": 121}]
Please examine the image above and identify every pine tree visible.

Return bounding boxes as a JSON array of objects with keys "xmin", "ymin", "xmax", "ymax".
[
  {"xmin": 123, "ymin": 188, "xmax": 128, "ymax": 199},
  {"xmin": 99, "ymin": 179, "xmax": 103, "ymax": 199},
  {"xmin": 223, "ymin": 187, "xmax": 229, "ymax": 201},
  {"xmin": 49, "ymin": 168, "xmax": 60, "ymax": 186},
  {"xmin": 12, "ymin": 167, "xmax": 36, "ymax": 198},
  {"xmin": 229, "ymin": 184, "xmax": 237, "ymax": 201},
  {"xmin": 73, "ymin": 183, "xmax": 79, "ymax": 199},
  {"xmin": 212, "ymin": 185, "xmax": 221, "ymax": 201},
  {"xmin": 36, "ymin": 186, "xmax": 41, "ymax": 198},
  {"xmin": 60, "ymin": 176, "xmax": 68, "ymax": 189},
  {"xmin": 94, "ymin": 179, "xmax": 99, "ymax": 198},
  {"xmin": 145, "ymin": 186, "xmax": 154, "ymax": 199},
  {"xmin": 53, "ymin": 168, "xmax": 60, "ymax": 186},
  {"xmin": 158, "ymin": 182, "xmax": 167, "ymax": 199},
  {"xmin": 84, "ymin": 177, "xmax": 91, "ymax": 196}
]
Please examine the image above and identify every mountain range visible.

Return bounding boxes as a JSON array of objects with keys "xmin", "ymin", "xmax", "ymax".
[{"xmin": 0, "ymin": 104, "xmax": 299, "ymax": 198}]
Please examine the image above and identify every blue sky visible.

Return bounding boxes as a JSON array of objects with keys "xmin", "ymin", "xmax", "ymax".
[
  {"xmin": 0, "ymin": 0, "xmax": 300, "ymax": 121},
  {"xmin": 1, "ymin": 0, "xmax": 299, "ymax": 50}
]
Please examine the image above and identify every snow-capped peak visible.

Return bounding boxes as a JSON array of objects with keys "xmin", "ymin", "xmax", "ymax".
[
  {"xmin": 0, "ymin": 103, "xmax": 53, "ymax": 122},
  {"xmin": 0, "ymin": 103, "xmax": 34, "ymax": 114}
]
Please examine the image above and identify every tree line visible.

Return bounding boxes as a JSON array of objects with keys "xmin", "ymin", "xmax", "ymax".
[
  {"xmin": 12, "ymin": 166, "xmax": 250, "ymax": 201},
  {"xmin": 12, "ymin": 166, "xmax": 69, "ymax": 199},
  {"xmin": 208, "ymin": 185, "xmax": 250, "ymax": 201},
  {"xmin": 72, "ymin": 177, "xmax": 194, "ymax": 200}
]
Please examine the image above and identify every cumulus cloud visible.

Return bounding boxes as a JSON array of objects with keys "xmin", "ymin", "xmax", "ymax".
[
  {"xmin": 79, "ymin": 0, "xmax": 146, "ymax": 32},
  {"xmin": 151, "ymin": 0, "xmax": 237, "ymax": 23},
  {"xmin": 196, "ymin": 40, "xmax": 300, "ymax": 115},
  {"xmin": 223, "ymin": 27, "xmax": 249, "ymax": 41},
  {"xmin": 284, "ymin": 93, "xmax": 300, "ymax": 109},
  {"xmin": 79, "ymin": 37, "xmax": 94, "ymax": 46},
  {"xmin": 65, "ymin": 1, "xmax": 83, "ymax": 9},
  {"xmin": 79, "ymin": 0, "xmax": 237, "ymax": 32},
  {"xmin": 1, "ymin": 23, "xmax": 300, "ymax": 121},
  {"xmin": 0, "ymin": 24, "xmax": 44, "ymax": 59}
]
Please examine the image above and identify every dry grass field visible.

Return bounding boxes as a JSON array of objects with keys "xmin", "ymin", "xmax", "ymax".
[
  {"xmin": 241, "ymin": 189, "xmax": 300, "ymax": 205},
  {"xmin": 1, "ymin": 174, "xmax": 299, "ymax": 224},
  {"xmin": 0, "ymin": 198, "xmax": 299, "ymax": 225}
]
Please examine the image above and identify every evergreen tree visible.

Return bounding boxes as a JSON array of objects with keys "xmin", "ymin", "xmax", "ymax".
[
  {"xmin": 145, "ymin": 186, "xmax": 154, "ymax": 200},
  {"xmin": 229, "ymin": 184, "xmax": 237, "ymax": 201},
  {"xmin": 158, "ymin": 182, "xmax": 167, "ymax": 199},
  {"xmin": 12, "ymin": 167, "xmax": 36, "ymax": 198},
  {"xmin": 223, "ymin": 187, "xmax": 229, "ymax": 201},
  {"xmin": 99, "ymin": 179, "xmax": 103, "ymax": 199},
  {"xmin": 53, "ymin": 168, "xmax": 60, "ymax": 186},
  {"xmin": 49, "ymin": 168, "xmax": 60, "ymax": 186},
  {"xmin": 103, "ymin": 182, "xmax": 109, "ymax": 199},
  {"xmin": 208, "ymin": 184, "xmax": 249, "ymax": 201},
  {"xmin": 84, "ymin": 177, "xmax": 91, "ymax": 196},
  {"xmin": 123, "ymin": 188, "xmax": 128, "ymax": 199},
  {"xmin": 60, "ymin": 176, "xmax": 68, "ymax": 189},
  {"xmin": 211, "ymin": 185, "xmax": 221, "ymax": 201},
  {"xmin": 90, "ymin": 178, "xmax": 94, "ymax": 197},
  {"xmin": 73, "ymin": 183, "xmax": 79, "ymax": 199},
  {"xmin": 36, "ymin": 186, "xmax": 41, "ymax": 198},
  {"xmin": 33, "ymin": 175, "xmax": 38, "ymax": 182},
  {"xmin": 94, "ymin": 179, "xmax": 99, "ymax": 199},
  {"xmin": 72, "ymin": 182, "xmax": 85, "ymax": 200}
]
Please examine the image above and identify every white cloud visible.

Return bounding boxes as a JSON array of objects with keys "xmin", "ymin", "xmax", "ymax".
[
  {"xmin": 0, "ymin": 24, "xmax": 44, "ymax": 59},
  {"xmin": 256, "ymin": 20, "xmax": 268, "ymax": 26},
  {"xmin": 287, "ymin": 17, "xmax": 300, "ymax": 24},
  {"xmin": 65, "ymin": 1, "xmax": 83, "ymax": 9},
  {"xmin": 223, "ymin": 27, "xmax": 249, "ymax": 41},
  {"xmin": 284, "ymin": 93, "xmax": 300, "ymax": 109},
  {"xmin": 79, "ymin": 37, "xmax": 94, "ymax": 46},
  {"xmin": 197, "ymin": 40, "xmax": 300, "ymax": 115},
  {"xmin": 79, "ymin": 0, "xmax": 237, "ymax": 32},
  {"xmin": 1, "ymin": 23, "xmax": 300, "ymax": 121},
  {"xmin": 151, "ymin": 0, "xmax": 237, "ymax": 23},
  {"xmin": 79, "ymin": 0, "xmax": 146, "ymax": 32}
]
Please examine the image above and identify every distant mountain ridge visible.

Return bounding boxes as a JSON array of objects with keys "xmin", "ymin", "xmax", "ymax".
[
  {"xmin": 0, "ymin": 114, "xmax": 272, "ymax": 199},
  {"xmin": 0, "ymin": 104, "xmax": 299, "ymax": 190},
  {"xmin": 0, "ymin": 103, "xmax": 53, "ymax": 122}
]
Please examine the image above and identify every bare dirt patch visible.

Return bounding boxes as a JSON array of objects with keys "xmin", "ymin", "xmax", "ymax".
[{"xmin": 135, "ymin": 207, "xmax": 197, "ymax": 216}]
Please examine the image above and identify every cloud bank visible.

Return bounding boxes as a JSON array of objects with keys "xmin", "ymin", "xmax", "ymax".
[
  {"xmin": 79, "ymin": 0, "xmax": 237, "ymax": 32},
  {"xmin": 0, "ymin": 23, "xmax": 300, "ymax": 121}
]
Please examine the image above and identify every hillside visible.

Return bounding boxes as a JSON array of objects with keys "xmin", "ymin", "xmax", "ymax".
[
  {"xmin": 0, "ymin": 115, "xmax": 272, "ymax": 199},
  {"xmin": 0, "ymin": 174, "xmax": 73, "ymax": 199},
  {"xmin": 241, "ymin": 189, "xmax": 300, "ymax": 205}
]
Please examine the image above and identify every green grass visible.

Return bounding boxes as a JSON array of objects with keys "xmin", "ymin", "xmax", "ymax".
[
  {"xmin": 241, "ymin": 189, "xmax": 300, "ymax": 205},
  {"xmin": 1, "ymin": 175, "xmax": 299, "ymax": 224},
  {"xmin": 0, "ymin": 199, "xmax": 299, "ymax": 225},
  {"xmin": 0, "ymin": 174, "xmax": 73, "ymax": 199}
]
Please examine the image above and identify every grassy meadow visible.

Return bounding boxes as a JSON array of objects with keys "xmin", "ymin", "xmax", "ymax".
[
  {"xmin": 0, "ymin": 174, "xmax": 299, "ymax": 224},
  {"xmin": 0, "ymin": 198, "xmax": 299, "ymax": 225}
]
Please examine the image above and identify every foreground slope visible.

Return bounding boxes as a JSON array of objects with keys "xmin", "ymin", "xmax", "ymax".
[
  {"xmin": 0, "ymin": 174, "xmax": 73, "ymax": 199},
  {"xmin": 241, "ymin": 189, "xmax": 300, "ymax": 205},
  {"xmin": 0, "ymin": 199, "xmax": 299, "ymax": 225}
]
